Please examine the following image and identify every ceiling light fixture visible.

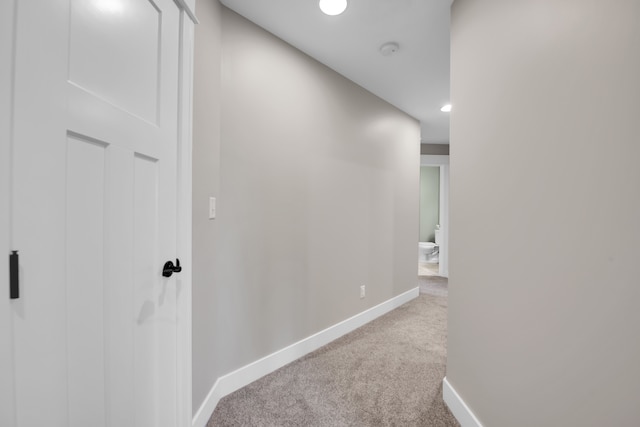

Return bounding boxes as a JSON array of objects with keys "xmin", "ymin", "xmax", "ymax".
[
  {"xmin": 319, "ymin": 0, "xmax": 347, "ymax": 16},
  {"xmin": 440, "ymin": 104, "xmax": 452, "ymax": 112},
  {"xmin": 95, "ymin": 0, "xmax": 124, "ymax": 14}
]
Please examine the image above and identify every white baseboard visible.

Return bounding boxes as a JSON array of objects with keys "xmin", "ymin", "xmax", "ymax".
[
  {"xmin": 192, "ymin": 287, "xmax": 420, "ymax": 427},
  {"xmin": 443, "ymin": 377, "xmax": 484, "ymax": 427}
]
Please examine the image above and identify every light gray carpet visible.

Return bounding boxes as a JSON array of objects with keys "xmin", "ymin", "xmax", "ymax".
[
  {"xmin": 207, "ymin": 282, "xmax": 458, "ymax": 427},
  {"xmin": 418, "ymin": 275, "xmax": 449, "ymax": 297}
]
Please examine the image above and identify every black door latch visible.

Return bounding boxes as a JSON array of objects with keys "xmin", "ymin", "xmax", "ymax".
[{"xmin": 10, "ymin": 250, "xmax": 19, "ymax": 299}]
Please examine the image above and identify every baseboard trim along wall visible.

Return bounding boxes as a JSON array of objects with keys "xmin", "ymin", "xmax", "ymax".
[
  {"xmin": 192, "ymin": 287, "xmax": 420, "ymax": 427},
  {"xmin": 443, "ymin": 377, "xmax": 484, "ymax": 427}
]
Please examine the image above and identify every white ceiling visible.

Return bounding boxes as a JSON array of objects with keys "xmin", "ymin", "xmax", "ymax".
[{"xmin": 219, "ymin": 0, "xmax": 452, "ymax": 145}]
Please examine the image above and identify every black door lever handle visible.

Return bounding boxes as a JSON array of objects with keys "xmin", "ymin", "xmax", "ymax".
[
  {"xmin": 173, "ymin": 259, "xmax": 182, "ymax": 273},
  {"xmin": 162, "ymin": 258, "xmax": 182, "ymax": 277}
]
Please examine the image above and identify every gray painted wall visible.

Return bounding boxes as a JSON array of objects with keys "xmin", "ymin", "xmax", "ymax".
[
  {"xmin": 192, "ymin": 2, "xmax": 420, "ymax": 415},
  {"xmin": 419, "ymin": 166, "xmax": 439, "ymax": 242},
  {"xmin": 448, "ymin": 1, "xmax": 640, "ymax": 426},
  {"xmin": 420, "ymin": 144, "xmax": 449, "ymax": 156},
  {"xmin": 192, "ymin": 0, "xmax": 222, "ymax": 414}
]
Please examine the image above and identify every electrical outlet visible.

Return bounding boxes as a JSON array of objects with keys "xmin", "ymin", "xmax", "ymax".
[{"xmin": 360, "ymin": 285, "xmax": 365, "ymax": 299}]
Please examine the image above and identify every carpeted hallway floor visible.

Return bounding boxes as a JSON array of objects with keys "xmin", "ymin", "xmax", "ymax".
[{"xmin": 208, "ymin": 276, "xmax": 458, "ymax": 426}]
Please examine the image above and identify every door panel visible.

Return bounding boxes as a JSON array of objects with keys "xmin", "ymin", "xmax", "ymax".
[
  {"xmin": 69, "ymin": 0, "xmax": 162, "ymax": 123},
  {"xmin": 66, "ymin": 135, "xmax": 108, "ymax": 427},
  {"xmin": 11, "ymin": 0, "xmax": 182, "ymax": 425},
  {"xmin": 133, "ymin": 154, "xmax": 160, "ymax": 427},
  {"xmin": 105, "ymin": 146, "xmax": 135, "ymax": 426}
]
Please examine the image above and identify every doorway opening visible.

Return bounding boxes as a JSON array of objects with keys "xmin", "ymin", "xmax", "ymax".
[
  {"xmin": 418, "ymin": 155, "xmax": 449, "ymax": 278},
  {"xmin": 418, "ymin": 165, "xmax": 441, "ymax": 276}
]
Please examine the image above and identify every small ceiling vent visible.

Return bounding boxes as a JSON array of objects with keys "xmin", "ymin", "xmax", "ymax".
[{"xmin": 379, "ymin": 42, "xmax": 400, "ymax": 57}]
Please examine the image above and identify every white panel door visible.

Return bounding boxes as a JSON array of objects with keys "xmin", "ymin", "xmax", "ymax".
[{"xmin": 9, "ymin": 0, "xmax": 185, "ymax": 426}]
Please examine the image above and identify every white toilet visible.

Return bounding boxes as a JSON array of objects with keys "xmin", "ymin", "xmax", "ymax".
[{"xmin": 418, "ymin": 229, "xmax": 441, "ymax": 264}]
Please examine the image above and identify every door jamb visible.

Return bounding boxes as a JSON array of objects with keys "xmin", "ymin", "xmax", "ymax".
[{"xmin": 176, "ymin": 4, "xmax": 196, "ymax": 426}]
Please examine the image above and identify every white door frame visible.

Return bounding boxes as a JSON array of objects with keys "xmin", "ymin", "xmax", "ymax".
[
  {"xmin": 175, "ymin": 4, "xmax": 197, "ymax": 426},
  {"xmin": 0, "ymin": 0, "xmax": 15, "ymax": 424},
  {"xmin": 421, "ymin": 155, "xmax": 449, "ymax": 278}
]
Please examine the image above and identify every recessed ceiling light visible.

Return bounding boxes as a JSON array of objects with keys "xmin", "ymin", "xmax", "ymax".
[
  {"xmin": 95, "ymin": 0, "xmax": 124, "ymax": 13},
  {"xmin": 319, "ymin": 0, "xmax": 347, "ymax": 16},
  {"xmin": 440, "ymin": 104, "xmax": 452, "ymax": 112}
]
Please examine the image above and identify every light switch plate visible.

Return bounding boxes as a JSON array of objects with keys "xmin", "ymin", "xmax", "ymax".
[{"xmin": 209, "ymin": 197, "xmax": 216, "ymax": 219}]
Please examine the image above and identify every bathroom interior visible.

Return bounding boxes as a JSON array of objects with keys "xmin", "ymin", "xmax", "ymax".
[{"xmin": 418, "ymin": 165, "xmax": 441, "ymax": 276}]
